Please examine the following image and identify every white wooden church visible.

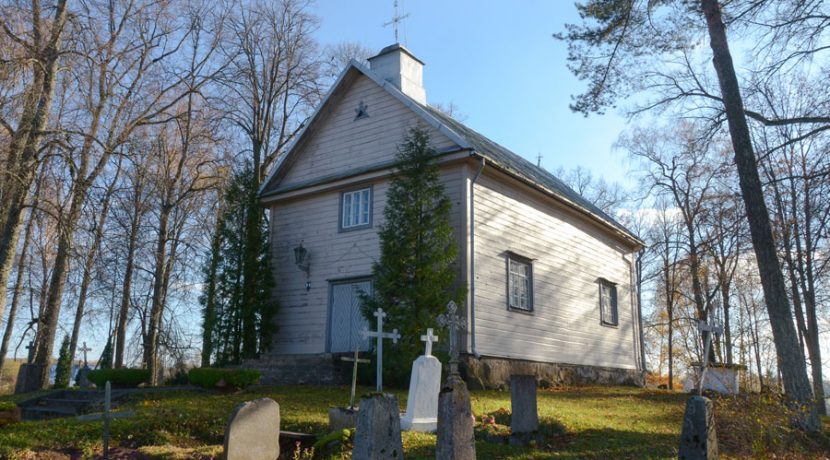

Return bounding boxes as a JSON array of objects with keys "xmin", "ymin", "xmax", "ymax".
[{"xmin": 250, "ymin": 44, "xmax": 646, "ymax": 388}]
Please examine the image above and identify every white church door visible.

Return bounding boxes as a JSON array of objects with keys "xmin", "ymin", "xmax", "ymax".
[{"xmin": 328, "ymin": 279, "xmax": 372, "ymax": 353}]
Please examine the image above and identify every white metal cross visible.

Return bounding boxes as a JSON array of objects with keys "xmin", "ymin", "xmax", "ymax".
[
  {"xmin": 79, "ymin": 341, "xmax": 92, "ymax": 367},
  {"xmin": 420, "ymin": 328, "xmax": 439, "ymax": 357},
  {"xmin": 437, "ymin": 300, "xmax": 466, "ymax": 377},
  {"xmin": 361, "ymin": 307, "xmax": 400, "ymax": 392}
]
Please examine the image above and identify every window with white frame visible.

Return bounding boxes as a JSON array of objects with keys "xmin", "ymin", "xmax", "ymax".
[
  {"xmin": 507, "ymin": 254, "xmax": 533, "ymax": 312},
  {"xmin": 340, "ymin": 187, "xmax": 372, "ymax": 230},
  {"xmin": 599, "ymin": 279, "xmax": 618, "ymax": 326}
]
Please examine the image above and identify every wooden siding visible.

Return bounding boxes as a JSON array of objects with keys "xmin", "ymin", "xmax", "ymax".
[
  {"xmin": 472, "ymin": 169, "xmax": 639, "ymax": 370},
  {"xmin": 278, "ymin": 74, "xmax": 457, "ymax": 187},
  {"xmin": 269, "ymin": 166, "xmax": 466, "ymax": 354}
]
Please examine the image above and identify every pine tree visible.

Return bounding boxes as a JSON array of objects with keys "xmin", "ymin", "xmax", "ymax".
[
  {"xmin": 361, "ymin": 126, "xmax": 466, "ymax": 386},
  {"xmin": 199, "ymin": 165, "xmax": 277, "ymax": 366},
  {"xmin": 53, "ymin": 335, "xmax": 72, "ymax": 389}
]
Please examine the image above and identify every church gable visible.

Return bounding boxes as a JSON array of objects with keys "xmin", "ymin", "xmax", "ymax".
[{"xmin": 267, "ymin": 72, "xmax": 458, "ymax": 192}]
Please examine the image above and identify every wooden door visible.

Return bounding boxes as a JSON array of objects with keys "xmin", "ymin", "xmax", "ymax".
[{"xmin": 329, "ymin": 280, "xmax": 372, "ymax": 353}]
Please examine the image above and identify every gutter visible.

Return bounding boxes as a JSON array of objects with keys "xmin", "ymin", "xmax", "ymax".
[{"xmin": 469, "ymin": 152, "xmax": 486, "ymax": 359}]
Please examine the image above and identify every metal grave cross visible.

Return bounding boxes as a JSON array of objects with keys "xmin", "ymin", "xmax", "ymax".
[
  {"xmin": 79, "ymin": 341, "xmax": 92, "ymax": 367},
  {"xmin": 361, "ymin": 307, "xmax": 401, "ymax": 392},
  {"xmin": 420, "ymin": 328, "xmax": 439, "ymax": 357},
  {"xmin": 437, "ymin": 300, "xmax": 467, "ymax": 377},
  {"xmin": 341, "ymin": 348, "xmax": 370, "ymax": 409},
  {"xmin": 25, "ymin": 341, "xmax": 35, "ymax": 364},
  {"xmin": 696, "ymin": 318, "xmax": 724, "ymax": 394}
]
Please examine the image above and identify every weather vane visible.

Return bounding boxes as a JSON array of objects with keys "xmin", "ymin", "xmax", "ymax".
[{"xmin": 383, "ymin": 0, "xmax": 409, "ymax": 43}]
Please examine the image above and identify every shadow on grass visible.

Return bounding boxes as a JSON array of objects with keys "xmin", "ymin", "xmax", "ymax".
[{"xmin": 403, "ymin": 428, "xmax": 678, "ymax": 460}]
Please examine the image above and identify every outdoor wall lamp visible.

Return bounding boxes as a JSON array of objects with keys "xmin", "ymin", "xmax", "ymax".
[{"xmin": 294, "ymin": 241, "xmax": 310, "ymax": 275}]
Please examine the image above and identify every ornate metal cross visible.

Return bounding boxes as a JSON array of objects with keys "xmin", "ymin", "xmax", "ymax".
[
  {"xmin": 341, "ymin": 348, "xmax": 370, "ymax": 409},
  {"xmin": 697, "ymin": 318, "xmax": 723, "ymax": 394},
  {"xmin": 437, "ymin": 300, "xmax": 466, "ymax": 377},
  {"xmin": 420, "ymin": 328, "xmax": 439, "ymax": 357},
  {"xmin": 361, "ymin": 307, "xmax": 400, "ymax": 392},
  {"xmin": 382, "ymin": 0, "xmax": 410, "ymax": 43},
  {"xmin": 79, "ymin": 341, "xmax": 92, "ymax": 367}
]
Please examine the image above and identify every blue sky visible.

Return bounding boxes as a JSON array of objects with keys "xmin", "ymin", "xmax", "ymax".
[{"xmin": 312, "ymin": 0, "xmax": 631, "ymax": 185}]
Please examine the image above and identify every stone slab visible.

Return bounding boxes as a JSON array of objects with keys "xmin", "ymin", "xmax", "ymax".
[
  {"xmin": 401, "ymin": 355, "xmax": 441, "ymax": 432},
  {"xmin": 679, "ymin": 395, "xmax": 718, "ymax": 460},
  {"xmin": 224, "ymin": 398, "xmax": 280, "ymax": 460},
  {"xmin": 352, "ymin": 393, "xmax": 403, "ymax": 460},
  {"xmin": 435, "ymin": 377, "xmax": 476, "ymax": 460},
  {"xmin": 328, "ymin": 406, "xmax": 358, "ymax": 431},
  {"xmin": 510, "ymin": 374, "xmax": 538, "ymax": 434}
]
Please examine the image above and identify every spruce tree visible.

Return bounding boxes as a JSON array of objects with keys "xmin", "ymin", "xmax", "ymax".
[
  {"xmin": 99, "ymin": 338, "xmax": 113, "ymax": 370},
  {"xmin": 53, "ymin": 335, "xmax": 72, "ymax": 389},
  {"xmin": 361, "ymin": 126, "xmax": 466, "ymax": 386},
  {"xmin": 199, "ymin": 165, "xmax": 277, "ymax": 366}
]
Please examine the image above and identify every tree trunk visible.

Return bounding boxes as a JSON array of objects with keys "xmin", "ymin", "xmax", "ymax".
[
  {"xmin": 701, "ymin": 0, "xmax": 819, "ymax": 432},
  {"xmin": 0, "ymin": 204, "xmax": 37, "ymax": 372},
  {"xmin": 69, "ymin": 181, "xmax": 116, "ymax": 363},
  {"xmin": 33, "ymin": 182, "xmax": 88, "ymax": 388},
  {"xmin": 114, "ymin": 196, "xmax": 142, "ymax": 369},
  {"xmin": 201, "ymin": 210, "xmax": 223, "ymax": 367},
  {"xmin": 145, "ymin": 204, "xmax": 171, "ymax": 385},
  {"xmin": 0, "ymin": 0, "xmax": 69, "ymax": 332}
]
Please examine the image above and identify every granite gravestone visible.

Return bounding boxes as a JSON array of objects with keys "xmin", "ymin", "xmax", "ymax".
[
  {"xmin": 223, "ymin": 398, "xmax": 281, "ymax": 460},
  {"xmin": 401, "ymin": 328, "xmax": 441, "ymax": 432},
  {"xmin": 435, "ymin": 301, "xmax": 476, "ymax": 460},
  {"xmin": 352, "ymin": 393, "xmax": 404, "ymax": 460},
  {"xmin": 678, "ymin": 396, "xmax": 718, "ymax": 459},
  {"xmin": 509, "ymin": 374, "xmax": 540, "ymax": 446}
]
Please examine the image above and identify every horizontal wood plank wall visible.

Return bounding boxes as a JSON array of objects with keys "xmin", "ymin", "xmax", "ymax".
[
  {"xmin": 279, "ymin": 74, "xmax": 456, "ymax": 186},
  {"xmin": 473, "ymin": 170, "xmax": 638, "ymax": 370},
  {"xmin": 269, "ymin": 166, "xmax": 466, "ymax": 354}
]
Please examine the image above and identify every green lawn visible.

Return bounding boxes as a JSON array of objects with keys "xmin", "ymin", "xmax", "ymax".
[{"xmin": 0, "ymin": 385, "xmax": 827, "ymax": 459}]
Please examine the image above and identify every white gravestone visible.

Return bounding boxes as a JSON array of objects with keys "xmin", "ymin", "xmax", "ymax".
[{"xmin": 401, "ymin": 328, "xmax": 442, "ymax": 432}]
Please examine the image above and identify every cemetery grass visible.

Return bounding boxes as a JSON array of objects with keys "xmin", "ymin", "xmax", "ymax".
[{"xmin": 0, "ymin": 385, "xmax": 828, "ymax": 459}]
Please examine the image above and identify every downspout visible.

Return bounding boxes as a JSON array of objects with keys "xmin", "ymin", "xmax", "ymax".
[
  {"xmin": 469, "ymin": 153, "xmax": 485, "ymax": 359},
  {"xmin": 636, "ymin": 249, "xmax": 647, "ymax": 374}
]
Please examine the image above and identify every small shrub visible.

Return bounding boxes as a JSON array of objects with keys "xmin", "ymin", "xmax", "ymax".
[
  {"xmin": 53, "ymin": 336, "xmax": 72, "ymax": 389},
  {"xmin": 0, "ymin": 401, "xmax": 17, "ymax": 412},
  {"xmin": 87, "ymin": 368, "xmax": 150, "ymax": 388},
  {"xmin": 187, "ymin": 368, "xmax": 260, "ymax": 390}
]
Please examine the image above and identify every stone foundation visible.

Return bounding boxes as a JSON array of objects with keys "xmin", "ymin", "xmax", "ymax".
[{"xmin": 459, "ymin": 355, "xmax": 644, "ymax": 390}]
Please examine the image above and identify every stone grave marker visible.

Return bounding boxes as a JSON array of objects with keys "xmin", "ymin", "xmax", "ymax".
[
  {"xmin": 77, "ymin": 342, "xmax": 93, "ymax": 388},
  {"xmin": 352, "ymin": 393, "xmax": 404, "ymax": 460},
  {"xmin": 401, "ymin": 328, "xmax": 442, "ymax": 432},
  {"xmin": 435, "ymin": 301, "xmax": 476, "ymax": 460},
  {"xmin": 509, "ymin": 374, "xmax": 540, "ymax": 446},
  {"xmin": 224, "ymin": 398, "xmax": 281, "ymax": 460},
  {"xmin": 678, "ymin": 318, "xmax": 720, "ymax": 459}
]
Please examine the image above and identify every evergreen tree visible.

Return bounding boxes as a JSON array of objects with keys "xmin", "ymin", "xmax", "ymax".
[
  {"xmin": 199, "ymin": 165, "xmax": 277, "ymax": 366},
  {"xmin": 99, "ymin": 338, "xmax": 113, "ymax": 370},
  {"xmin": 53, "ymin": 335, "xmax": 72, "ymax": 389},
  {"xmin": 361, "ymin": 126, "xmax": 466, "ymax": 386}
]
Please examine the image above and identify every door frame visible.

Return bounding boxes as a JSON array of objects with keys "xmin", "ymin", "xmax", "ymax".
[{"xmin": 326, "ymin": 276, "xmax": 373, "ymax": 353}]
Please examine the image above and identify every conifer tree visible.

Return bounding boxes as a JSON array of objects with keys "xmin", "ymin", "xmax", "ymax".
[
  {"xmin": 361, "ymin": 126, "xmax": 466, "ymax": 386},
  {"xmin": 200, "ymin": 165, "xmax": 277, "ymax": 366},
  {"xmin": 53, "ymin": 336, "xmax": 72, "ymax": 389},
  {"xmin": 99, "ymin": 338, "xmax": 113, "ymax": 370}
]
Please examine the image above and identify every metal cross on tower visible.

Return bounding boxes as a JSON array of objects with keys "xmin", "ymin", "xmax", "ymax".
[
  {"xmin": 361, "ymin": 307, "xmax": 401, "ymax": 392},
  {"xmin": 79, "ymin": 341, "xmax": 92, "ymax": 367},
  {"xmin": 420, "ymin": 328, "xmax": 439, "ymax": 357},
  {"xmin": 383, "ymin": 0, "xmax": 410, "ymax": 43},
  {"xmin": 437, "ymin": 300, "xmax": 467, "ymax": 377}
]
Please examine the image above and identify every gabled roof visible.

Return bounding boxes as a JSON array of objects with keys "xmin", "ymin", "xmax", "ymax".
[{"xmin": 259, "ymin": 60, "xmax": 643, "ymax": 249}]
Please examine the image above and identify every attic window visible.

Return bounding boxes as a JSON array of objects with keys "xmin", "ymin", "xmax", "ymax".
[{"xmin": 354, "ymin": 100, "xmax": 369, "ymax": 120}]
